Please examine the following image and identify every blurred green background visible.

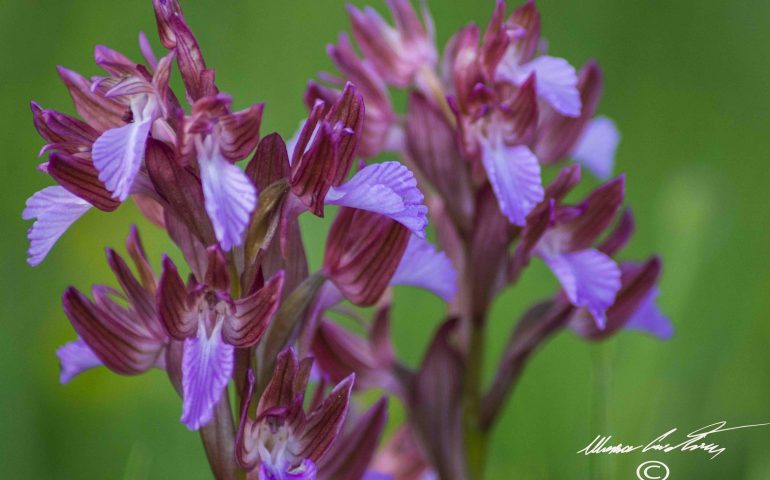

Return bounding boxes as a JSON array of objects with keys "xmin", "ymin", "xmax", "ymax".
[{"xmin": 3, "ymin": 0, "xmax": 770, "ymax": 478}]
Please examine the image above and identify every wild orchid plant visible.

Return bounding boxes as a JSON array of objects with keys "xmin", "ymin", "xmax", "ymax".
[{"xmin": 24, "ymin": 0, "xmax": 672, "ymax": 478}]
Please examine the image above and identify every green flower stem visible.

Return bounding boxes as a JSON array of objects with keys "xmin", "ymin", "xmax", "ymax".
[{"xmin": 463, "ymin": 316, "xmax": 489, "ymax": 479}]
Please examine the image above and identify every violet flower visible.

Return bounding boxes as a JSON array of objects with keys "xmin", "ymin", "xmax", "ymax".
[
  {"xmin": 569, "ymin": 217, "xmax": 673, "ymax": 340},
  {"xmin": 183, "ymin": 93, "xmax": 263, "ymax": 250},
  {"xmin": 287, "ymin": 86, "xmax": 428, "ymax": 234},
  {"xmin": 311, "ymin": 0, "xmax": 670, "ymax": 476},
  {"xmin": 531, "ymin": 177, "xmax": 626, "ymax": 328},
  {"xmin": 236, "ymin": 349, "xmax": 353, "ymax": 479},
  {"xmin": 346, "ymin": 0, "xmax": 437, "ymax": 88},
  {"xmin": 490, "ymin": 1, "xmax": 581, "ymax": 117},
  {"xmin": 312, "ymin": 34, "xmax": 398, "ymax": 158},
  {"xmin": 158, "ymin": 247, "xmax": 284, "ymax": 430},
  {"xmin": 325, "ymin": 162, "xmax": 428, "ymax": 236},
  {"xmin": 24, "ymin": 0, "xmax": 673, "ymax": 478},
  {"xmin": 89, "ymin": 47, "xmax": 176, "ymax": 201},
  {"xmin": 59, "ymin": 227, "xmax": 169, "ymax": 379}
]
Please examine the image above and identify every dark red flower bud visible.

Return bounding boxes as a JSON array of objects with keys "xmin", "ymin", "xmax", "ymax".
[
  {"xmin": 47, "ymin": 152, "xmax": 120, "ymax": 212},
  {"xmin": 323, "ymin": 208, "xmax": 410, "ymax": 306}
]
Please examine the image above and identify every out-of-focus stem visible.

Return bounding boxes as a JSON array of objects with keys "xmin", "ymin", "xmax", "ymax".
[
  {"xmin": 406, "ymin": 67, "xmax": 492, "ymax": 474},
  {"xmin": 199, "ymin": 390, "xmax": 239, "ymax": 480},
  {"xmin": 463, "ymin": 316, "xmax": 488, "ymax": 479},
  {"xmin": 459, "ymin": 249, "xmax": 490, "ymax": 479},
  {"xmin": 228, "ymin": 254, "xmax": 242, "ymax": 299}
]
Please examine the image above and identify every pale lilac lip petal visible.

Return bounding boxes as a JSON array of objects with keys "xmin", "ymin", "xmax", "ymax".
[
  {"xmin": 260, "ymin": 459, "xmax": 317, "ymax": 480},
  {"xmin": 325, "ymin": 161, "xmax": 428, "ymax": 237},
  {"xmin": 624, "ymin": 287, "xmax": 673, "ymax": 340},
  {"xmin": 480, "ymin": 139, "xmax": 544, "ymax": 226},
  {"xmin": 508, "ymin": 55, "xmax": 581, "ymax": 117},
  {"xmin": 572, "ymin": 116, "xmax": 620, "ymax": 180},
  {"xmin": 541, "ymin": 248, "xmax": 621, "ymax": 329},
  {"xmin": 92, "ymin": 117, "xmax": 153, "ymax": 201},
  {"xmin": 197, "ymin": 138, "xmax": 258, "ymax": 251},
  {"xmin": 57, "ymin": 337, "xmax": 103, "ymax": 384},
  {"xmin": 180, "ymin": 322, "xmax": 234, "ymax": 430},
  {"xmin": 290, "ymin": 459, "xmax": 318, "ymax": 480},
  {"xmin": 362, "ymin": 472, "xmax": 393, "ymax": 480},
  {"xmin": 23, "ymin": 186, "xmax": 92, "ymax": 266},
  {"xmin": 391, "ymin": 235, "xmax": 457, "ymax": 302}
]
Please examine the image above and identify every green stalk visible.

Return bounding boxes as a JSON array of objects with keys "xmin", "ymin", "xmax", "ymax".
[
  {"xmin": 459, "ymin": 247, "xmax": 490, "ymax": 479},
  {"xmin": 198, "ymin": 390, "xmax": 238, "ymax": 480},
  {"xmin": 463, "ymin": 318, "xmax": 489, "ymax": 479}
]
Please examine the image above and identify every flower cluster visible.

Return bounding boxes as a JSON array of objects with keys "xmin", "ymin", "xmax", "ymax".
[{"xmin": 25, "ymin": 0, "xmax": 672, "ymax": 478}]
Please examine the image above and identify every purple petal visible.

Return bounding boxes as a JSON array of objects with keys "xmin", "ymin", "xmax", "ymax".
[
  {"xmin": 57, "ymin": 337, "xmax": 103, "ymax": 384},
  {"xmin": 157, "ymin": 256, "xmax": 199, "ymax": 340},
  {"xmin": 145, "ymin": 139, "xmax": 217, "ymax": 246},
  {"xmin": 406, "ymin": 92, "xmax": 473, "ymax": 222},
  {"xmin": 259, "ymin": 459, "xmax": 317, "ymax": 480},
  {"xmin": 362, "ymin": 473, "xmax": 393, "ymax": 480},
  {"xmin": 284, "ymin": 119, "xmax": 309, "ymax": 166},
  {"xmin": 505, "ymin": 1, "xmax": 541, "ymax": 64},
  {"xmin": 625, "ymin": 288, "xmax": 673, "ymax": 340},
  {"xmin": 197, "ymin": 137, "xmax": 257, "ymax": 250},
  {"xmin": 62, "ymin": 287, "xmax": 163, "ymax": 375},
  {"xmin": 534, "ymin": 62, "xmax": 603, "ymax": 164},
  {"xmin": 92, "ymin": 116, "xmax": 153, "ymax": 201},
  {"xmin": 318, "ymin": 398, "xmax": 388, "ymax": 480},
  {"xmin": 599, "ymin": 209, "xmax": 634, "ymax": 257},
  {"xmin": 224, "ymin": 271, "xmax": 284, "ymax": 348},
  {"xmin": 295, "ymin": 375, "xmax": 354, "ymax": 462},
  {"xmin": 325, "ymin": 161, "xmax": 428, "ymax": 236},
  {"xmin": 323, "ymin": 208, "xmax": 411, "ymax": 306},
  {"xmin": 181, "ymin": 322, "xmax": 234, "ymax": 430},
  {"xmin": 47, "ymin": 152, "xmax": 120, "ymax": 212},
  {"xmin": 219, "ymin": 103, "xmax": 264, "ymax": 161},
  {"xmin": 562, "ymin": 176, "xmax": 625, "ymax": 251},
  {"xmin": 246, "ymin": 133, "xmax": 291, "ymax": 192},
  {"xmin": 168, "ymin": 14, "xmax": 216, "ymax": 102},
  {"xmin": 571, "ymin": 116, "xmax": 620, "ymax": 180},
  {"xmin": 151, "ymin": 0, "xmax": 184, "ymax": 49},
  {"xmin": 480, "ymin": 139, "xmax": 544, "ymax": 226},
  {"xmin": 103, "ymin": 77, "xmax": 155, "ymax": 99},
  {"xmin": 288, "ymin": 103, "xmax": 324, "ymax": 166},
  {"xmin": 312, "ymin": 320, "xmax": 397, "ymax": 392},
  {"xmin": 257, "ymin": 348, "xmax": 301, "ymax": 415},
  {"xmin": 23, "ymin": 186, "xmax": 92, "ymax": 266},
  {"xmin": 391, "ymin": 235, "xmax": 457, "ymax": 301},
  {"xmin": 507, "ymin": 56, "xmax": 581, "ymax": 117},
  {"xmin": 542, "ymin": 249, "xmax": 621, "ymax": 329},
  {"xmin": 138, "ymin": 31, "xmax": 159, "ymax": 70},
  {"xmin": 94, "ymin": 45, "xmax": 137, "ymax": 76},
  {"xmin": 56, "ymin": 66, "xmax": 126, "ymax": 131},
  {"xmin": 31, "ymin": 102, "xmax": 99, "ymax": 154}
]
